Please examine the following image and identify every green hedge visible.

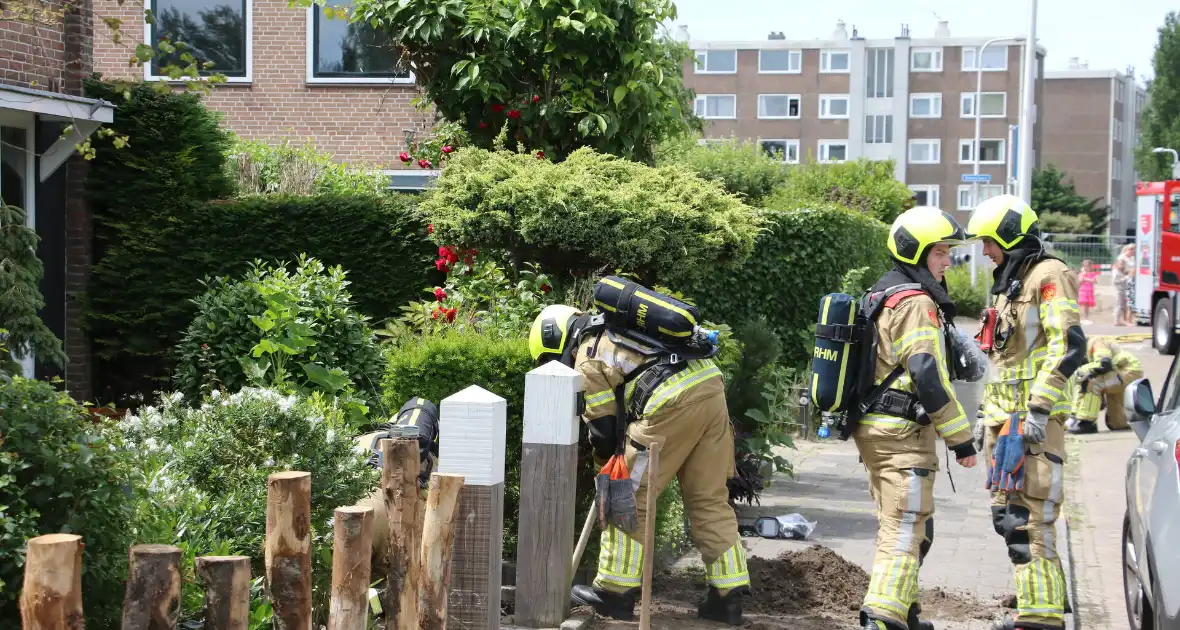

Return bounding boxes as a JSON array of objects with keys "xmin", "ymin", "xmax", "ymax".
[
  {"xmin": 687, "ymin": 204, "xmax": 892, "ymax": 366},
  {"xmin": 946, "ymin": 265, "xmax": 989, "ymax": 319},
  {"xmin": 764, "ymin": 158, "xmax": 914, "ymax": 224},
  {"xmin": 653, "ymin": 135, "xmax": 790, "ymax": 207},
  {"xmin": 87, "ymin": 194, "xmax": 437, "ymax": 405}
]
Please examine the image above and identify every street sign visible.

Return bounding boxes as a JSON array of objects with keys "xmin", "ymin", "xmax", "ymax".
[{"xmin": 961, "ymin": 173, "xmax": 992, "ymax": 183}]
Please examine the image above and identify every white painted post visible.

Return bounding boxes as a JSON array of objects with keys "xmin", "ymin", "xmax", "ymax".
[
  {"xmin": 516, "ymin": 362, "xmax": 585, "ymax": 627},
  {"xmin": 438, "ymin": 385, "xmax": 507, "ymax": 630}
]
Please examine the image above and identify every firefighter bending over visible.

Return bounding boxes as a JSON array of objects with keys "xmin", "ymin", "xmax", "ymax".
[
  {"xmin": 1066, "ymin": 335, "xmax": 1142, "ymax": 434},
  {"xmin": 968, "ymin": 194, "xmax": 1086, "ymax": 630}
]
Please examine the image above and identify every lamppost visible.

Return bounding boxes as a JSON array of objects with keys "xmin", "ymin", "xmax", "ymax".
[
  {"xmin": 1016, "ymin": 0, "xmax": 1039, "ymax": 203},
  {"xmin": 972, "ymin": 36, "xmax": 1025, "ymax": 210},
  {"xmin": 1152, "ymin": 147, "xmax": 1180, "ymax": 180}
]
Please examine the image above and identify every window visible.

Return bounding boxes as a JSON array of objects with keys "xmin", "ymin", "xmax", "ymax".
[
  {"xmin": 865, "ymin": 114, "xmax": 893, "ymax": 144},
  {"xmin": 911, "ymin": 47, "xmax": 943, "ymax": 72},
  {"xmin": 821, "ymin": 50, "xmax": 850, "ymax": 73},
  {"xmin": 962, "ymin": 45, "xmax": 1008, "ymax": 71},
  {"xmin": 910, "ymin": 93, "xmax": 942, "ymax": 118},
  {"xmin": 909, "ymin": 139, "xmax": 941, "ymax": 164},
  {"xmin": 695, "ymin": 50, "xmax": 737, "ymax": 73},
  {"xmin": 1114, "ymin": 157, "xmax": 1122, "ymax": 180},
  {"xmin": 958, "ymin": 184, "xmax": 1006, "ymax": 210},
  {"xmin": 760, "ymin": 139, "xmax": 800, "ymax": 163},
  {"xmin": 866, "ymin": 48, "xmax": 895, "ymax": 98},
  {"xmin": 758, "ymin": 94, "xmax": 801, "ymax": 119},
  {"xmin": 147, "ymin": 0, "xmax": 251, "ymax": 80},
  {"xmin": 959, "ymin": 139, "xmax": 1005, "ymax": 164},
  {"xmin": 819, "ymin": 94, "xmax": 850, "ymax": 119},
  {"xmin": 308, "ymin": 0, "xmax": 411, "ymax": 82},
  {"xmin": 818, "ymin": 140, "xmax": 848, "ymax": 163},
  {"xmin": 909, "ymin": 185, "xmax": 940, "ymax": 207},
  {"xmin": 694, "ymin": 94, "xmax": 736, "ymax": 119},
  {"xmin": 759, "ymin": 49, "xmax": 801, "ymax": 73},
  {"xmin": 1115, "ymin": 119, "xmax": 1123, "ymax": 142},
  {"xmin": 960, "ymin": 92, "xmax": 1006, "ymax": 117}
]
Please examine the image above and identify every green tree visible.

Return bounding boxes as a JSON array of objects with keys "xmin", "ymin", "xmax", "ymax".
[
  {"xmin": 0, "ymin": 203, "xmax": 67, "ymax": 375},
  {"xmin": 1136, "ymin": 11, "xmax": 1180, "ymax": 180},
  {"xmin": 333, "ymin": 0, "xmax": 701, "ymax": 163},
  {"xmin": 1030, "ymin": 164, "xmax": 1108, "ymax": 233}
]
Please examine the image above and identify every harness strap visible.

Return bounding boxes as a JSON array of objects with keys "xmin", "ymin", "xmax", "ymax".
[{"xmin": 883, "ymin": 288, "xmax": 927, "ymax": 309}]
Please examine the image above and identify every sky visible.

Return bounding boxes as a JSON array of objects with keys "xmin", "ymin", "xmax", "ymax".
[{"xmin": 665, "ymin": 0, "xmax": 1171, "ymax": 84}]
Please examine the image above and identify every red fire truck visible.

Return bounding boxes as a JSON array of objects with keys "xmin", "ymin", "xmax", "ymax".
[{"xmin": 1134, "ymin": 180, "xmax": 1180, "ymax": 354}]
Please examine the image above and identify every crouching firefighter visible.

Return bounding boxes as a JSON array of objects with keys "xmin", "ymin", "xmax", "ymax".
[
  {"xmin": 1066, "ymin": 335, "xmax": 1142, "ymax": 434},
  {"xmin": 967, "ymin": 194, "xmax": 1086, "ymax": 630},
  {"xmin": 811, "ymin": 206, "xmax": 979, "ymax": 630},
  {"xmin": 529, "ymin": 279, "xmax": 749, "ymax": 625}
]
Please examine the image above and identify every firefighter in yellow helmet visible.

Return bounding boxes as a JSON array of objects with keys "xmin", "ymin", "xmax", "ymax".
[
  {"xmin": 1066, "ymin": 335, "xmax": 1143, "ymax": 434},
  {"xmin": 855, "ymin": 206, "xmax": 979, "ymax": 630},
  {"xmin": 967, "ymin": 194, "xmax": 1085, "ymax": 630},
  {"xmin": 528, "ymin": 303, "xmax": 748, "ymax": 625}
]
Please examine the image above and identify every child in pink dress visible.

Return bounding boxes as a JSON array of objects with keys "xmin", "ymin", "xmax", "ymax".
[{"xmin": 1078, "ymin": 259, "xmax": 1098, "ymax": 320}]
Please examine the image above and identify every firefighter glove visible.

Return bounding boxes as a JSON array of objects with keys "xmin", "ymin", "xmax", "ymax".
[
  {"xmin": 988, "ymin": 413, "xmax": 1026, "ymax": 493},
  {"xmin": 1024, "ymin": 407, "xmax": 1049, "ymax": 444}
]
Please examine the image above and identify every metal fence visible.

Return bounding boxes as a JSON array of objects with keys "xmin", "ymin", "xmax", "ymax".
[{"xmin": 1040, "ymin": 233, "xmax": 1135, "ymax": 270}]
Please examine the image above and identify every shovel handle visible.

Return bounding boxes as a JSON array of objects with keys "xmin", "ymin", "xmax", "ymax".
[
  {"xmin": 570, "ymin": 505, "xmax": 597, "ymax": 585},
  {"xmin": 639, "ymin": 440, "xmax": 662, "ymax": 630}
]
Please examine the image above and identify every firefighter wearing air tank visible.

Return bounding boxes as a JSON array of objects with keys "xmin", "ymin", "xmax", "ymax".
[
  {"xmin": 967, "ymin": 194, "xmax": 1086, "ymax": 630},
  {"xmin": 854, "ymin": 206, "xmax": 979, "ymax": 630},
  {"xmin": 528, "ymin": 279, "xmax": 748, "ymax": 626},
  {"xmin": 1066, "ymin": 335, "xmax": 1142, "ymax": 434}
]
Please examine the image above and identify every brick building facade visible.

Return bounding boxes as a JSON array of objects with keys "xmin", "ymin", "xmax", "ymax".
[
  {"xmin": 2, "ymin": 0, "xmax": 113, "ymax": 401},
  {"xmin": 91, "ymin": 0, "xmax": 427, "ymax": 167}
]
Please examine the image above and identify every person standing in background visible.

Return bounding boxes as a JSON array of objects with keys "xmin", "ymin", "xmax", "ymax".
[
  {"xmin": 1112, "ymin": 245, "xmax": 1134, "ymax": 326},
  {"xmin": 1077, "ymin": 259, "xmax": 1097, "ymax": 324}
]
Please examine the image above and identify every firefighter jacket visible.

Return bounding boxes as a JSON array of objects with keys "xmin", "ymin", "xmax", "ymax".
[
  {"xmin": 1080, "ymin": 335, "xmax": 1142, "ymax": 382},
  {"xmin": 854, "ymin": 290, "xmax": 974, "ymax": 470},
  {"xmin": 982, "ymin": 257, "xmax": 1085, "ymax": 423}
]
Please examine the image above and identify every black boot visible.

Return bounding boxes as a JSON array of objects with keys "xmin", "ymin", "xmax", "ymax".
[
  {"xmin": 697, "ymin": 585, "xmax": 746, "ymax": 625},
  {"xmin": 860, "ymin": 610, "xmax": 909, "ymax": 630},
  {"xmin": 908, "ymin": 603, "xmax": 935, "ymax": 630},
  {"xmin": 1067, "ymin": 420, "xmax": 1098, "ymax": 434},
  {"xmin": 571, "ymin": 584, "xmax": 637, "ymax": 620}
]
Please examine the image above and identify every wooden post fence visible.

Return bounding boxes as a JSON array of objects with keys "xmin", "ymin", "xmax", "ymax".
[
  {"xmin": 266, "ymin": 471, "xmax": 312, "ymax": 630},
  {"xmin": 438, "ymin": 385, "xmax": 506, "ymax": 629},
  {"xmin": 379, "ymin": 435, "xmax": 422, "ymax": 628},
  {"xmin": 19, "ymin": 533, "xmax": 84, "ymax": 630},
  {"xmin": 418, "ymin": 472, "xmax": 466, "ymax": 630},
  {"xmin": 194, "ymin": 556, "xmax": 251, "ymax": 630},
  {"xmin": 515, "ymin": 361, "xmax": 584, "ymax": 627},
  {"xmin": 328, "ymin": 506, "xmax": 374, "ymax": 630},
  {"xmin": 122, "ymin": 544, "xmax": 182, "ymax": 629}
]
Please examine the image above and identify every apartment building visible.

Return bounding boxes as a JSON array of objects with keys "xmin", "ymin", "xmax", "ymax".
[
  {"xmin": 91, "ymin": 0, "xmax": 427, "ymax": 169},
  {"xmin": 681, "ymin": 20, "xmax": 1046, "ymax": 222},
  {"xmin": 1042, "ymin": 61, "xmax": 1147, "ymax": 238}
]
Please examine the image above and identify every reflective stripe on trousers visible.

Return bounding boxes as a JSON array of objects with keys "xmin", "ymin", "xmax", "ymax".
[
  {"xmin": 863, "ymin": 467, "xmax": 926, "ymax": 624},
  {"xmin": 594, "ymin": 526, "xmax": 750, "ymax": 593},
  {"xmin": 704, "ymin": 542, "xmax": 750, "ymax": 590}
]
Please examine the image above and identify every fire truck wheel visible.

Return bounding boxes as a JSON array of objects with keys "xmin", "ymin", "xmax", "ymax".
[{"xmin": 1152, "ymin": 297, "xmax": 1179, "ymax": 355}]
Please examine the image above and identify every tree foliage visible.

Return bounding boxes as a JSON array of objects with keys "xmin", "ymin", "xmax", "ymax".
[
  {"xmin": 763, "ymin": 158, "xmax": 914, "ymax": 224},
  {"xmin": 653, "ymin": 135, "xmax": 790, "ymax": 207},
  {"xmin": 340, "ymin": 0, "xmax": 701, "ymax": 163},
  {"xmin": 0, "ymin": 203, "xmax": 67, "ymax": 374},
  {"xmin": 1136, "ymin": 11, "xmax": 1180, "ymax": 181},
  {"xmin": 1030, "ymin": 164, "xmax": 1108, "ymax": 233}
]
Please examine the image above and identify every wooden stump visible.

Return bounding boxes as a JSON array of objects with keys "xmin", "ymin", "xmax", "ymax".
[
  {"xmin": 266, "ymin": 471, "xmax": 312, "ymax": 630},
  {"xmin": 122, "ymin": 544, "xmax": 182, "ymax": 630},
  {"xmin": 328, "ymin": 506, "xmax": 374, "ymax": 630},
  {"xmin": 195, "ymin": 556, "xmax": 251, "ymax": 630},
  {"xmin": 516, "ymin": 361, "xmax": 584, "ymax": 627},
  {"xmin": 19, "ymin": 533, "xmax": 84, "ymax": 630},
  {"xmin": 379, "ymin": 436, "xmax": 421, "ymax": 628},
  {"xmin": 418, "ymin": 473, "xmax": 465, "ymax": 630}
]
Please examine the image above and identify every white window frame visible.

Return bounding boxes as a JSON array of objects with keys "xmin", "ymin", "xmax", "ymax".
[
  {"xmin": 759, "ymin": 139, "xmax": 800, "ymax": 164},
  {"xmin": 757, "ymin": 94, "xmax": 802, "ymax": 119},
  {"xmin": 694, "ymin": 49, "xmax": 738, "ymax": 74},
  {"xmin": 819, "ymin": 94, "xmax": 850, "ymax": 119},
  {"xmin": 959, "ymin": 138, "xmax": 1006, "ymax": 165},
  {"xmin": 143, "ymin": 0, "xmax": 253, "ymax": 83},
  {"xmin": 908, "ymin": 139, "xmax": 941, "ymax": 164},
  {"xmin": 958, "ymin": 184, "xmax": 1006, "ymax": 210},
  {"xmin": 910, "ymin": 47, "xmax": 943, "ymax": 72},
  {"xmin": 818, "ymin": 139, "xmax": 848, "ymax": 164},
  {"xmin": 960, "ymin": 92, "xmax": 1007, "ymax": 118},
  {"xmin": 694, "ymin": 94, "xmax": 737, "ymax": 119},
  {"xmin": 820, "ymin": 49, "xmax": 851, "ymax": 73},
  {"xmin": 909, "ymin": 93, "xmax": 943, "ymax": 118},
  {"xmin": 305, "ymin": 4, "xmax": 415, "ymax": 84},
  {"xmin": 1114, "ymin": 119, "xmax": 1123, "ymax": 142},
  {"xmin": 961, "ymin": 45, "xmax": 1008, "ymax": 72},
  {"xmin": 864, "ymin": 114, "xmax": 893, "ymax": 144},
  {"xmin": 758, "ymin": 49, "xmax": 802, "ymax": 74},
  {"xmin": 1114, "ymin": 157, "xmax": 1122, "ymax": 180},
  {"xmin": 909, "ymin": 185, "xmax": 940, "ymax": 208}
]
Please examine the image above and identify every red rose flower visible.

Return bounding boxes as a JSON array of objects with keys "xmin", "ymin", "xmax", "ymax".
[
  {"xmin": 478, "ymin": 121, "xmax": 489, "ymax": 129},
  {"xmin": 434, "ymin": 287, "xmax": 448, "ymax": 302},
  {"xmin": 418, "ymin": 159, "xmax": 432, "ymax": 169},
  {"xmin": 431, "ymin": 307, "xmax": 442, "ymax": 320},
  {"xmin": 441, "ymin": 145, "xmax": 455, "ymax": 154},
  {"xmin": 532, "ymin": 95, "xmax": 541, "ymax": 103},
  {"xmin": 435, "ymin": 259, "xmax": 451, "ymax": 272},
  {"xmin": 463, "ymin": 255, "xmax": 474, "ymax": 265},
  {"xmin": 541, "ymin": 283, "xmax": 552, "ymax": 294},
  {"xmin": 399, "ymin": 151, "xmax": 411, "ymax": 163},
  {"xmin": 507, "ymin": 109, "xmax": 521, "ymax": 119},
  {"xmin": 427, "ymin": 223, "xmax": 434, "ymax": 234},
  {"xmin": 446, "ymin": 307, "xmax": 458, "ymax": 322},
  {"xmin": 535, "ymin": 150, "xmax": 544, "ymax": 159},
  {"xmin": 491, "ymin": 103, "xmax": 505, "ymax": 113}
]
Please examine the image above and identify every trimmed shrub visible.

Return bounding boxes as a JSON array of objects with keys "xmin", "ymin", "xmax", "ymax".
[
  {"xmin": 0, "ymin": 376, "xmax": 138, "ymax": 627},
  {"xmin": 765, "ymin": 158, "xmax": 914, "ymax": 224},
  {"xmin": 654, "ymin": 135, "xmax": 790, "ymax": 206},
  {"xmin": 87, "ymin": 194, "xmax": 436, "ymax": 405},
  {"xmin": 225, "ymin": 135, "xmax": 390, "ymax": 196},
  {"xmin": 421, "ymin": 146, "xmax": 764, "ymax": 286},
  {"xmin": 686, "ymin": 204, "xmax": 892, "ymax": 367}
]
